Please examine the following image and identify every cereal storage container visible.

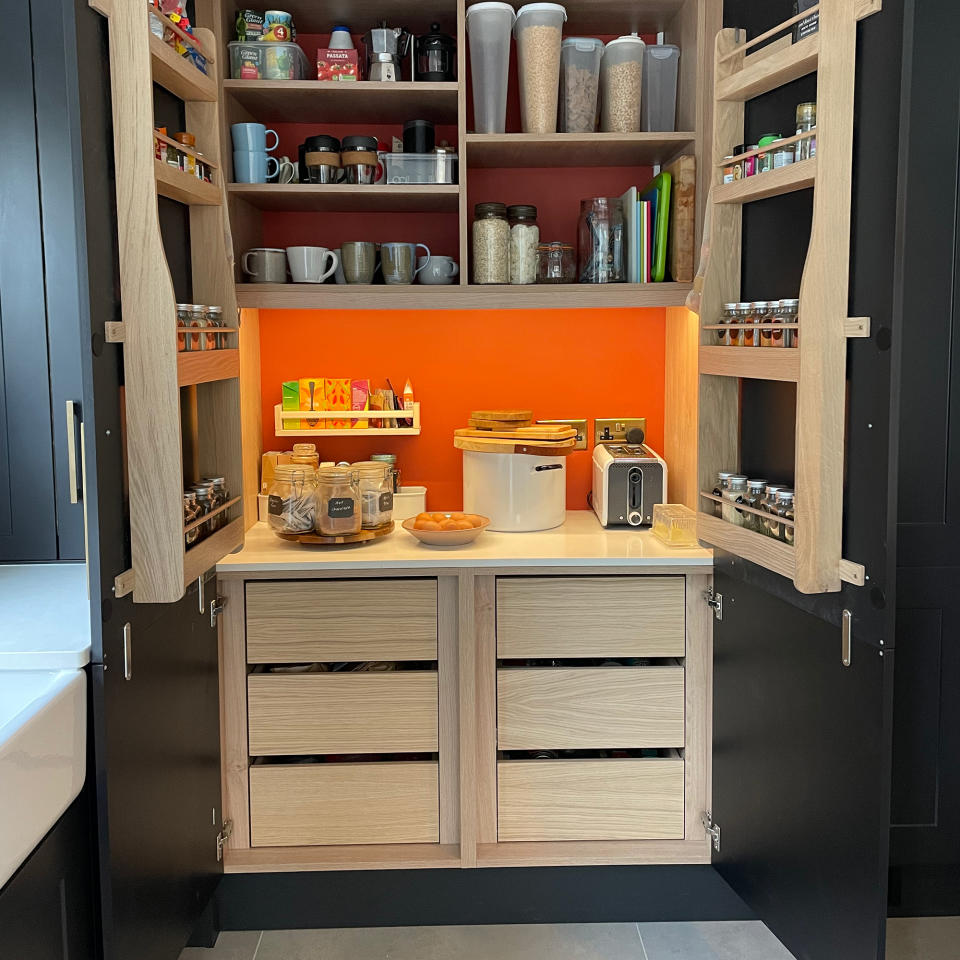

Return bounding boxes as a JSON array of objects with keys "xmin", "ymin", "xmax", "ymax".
[
  {"xmin": 514, "ymin": 3, "xmax": 568, "ymax": 134},
  {"xmin": 600, "ymin": 34, "xmax": 646, "ymax": 133},
  {"xmin": 640, "ymin": 44, "xmax": 679, "ymax": 132},
  {"xmin": 465, "ymin": 2, "xmax": 516, "ymax": 134},
  {"xmin": 559, "ymin": 37, "xmax": 603, "ymax": 133}
]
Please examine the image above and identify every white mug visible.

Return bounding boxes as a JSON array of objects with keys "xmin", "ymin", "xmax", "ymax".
[
  {"xmin": 276, "ymin": 156, "xmax": 297, "ymax": 184},
  {"xmin": 286, "ymin": 246, "xmax": 339, "ymax": 283}
]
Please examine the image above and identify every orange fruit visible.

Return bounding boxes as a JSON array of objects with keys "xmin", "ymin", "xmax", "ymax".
[
  {"xmin": 448, "ymin": 512, "xmax": 466, "ymax": 520},
  {"xmin": 431, "ymin": 512, "xmax": 450, "ymax": 523},
  {"xmin": 452, "ymin": 519, "xmax": 473, "ymax": 530},
  {"xmin": 415, "ymin": 512, "xmax": 433, "ymax": 523},
  {"xmin": 415, "ymin": 519, "xmax": 441, "ymax": 530},
  {"xmin": 440, "ymin": 519, "xmax": 460, "ymax": 530},
  {"xmin": 464, "ymin": 514, "xmax": 485, "ymax": 528}
]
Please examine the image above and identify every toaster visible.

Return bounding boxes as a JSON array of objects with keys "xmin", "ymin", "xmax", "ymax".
[{"xmin": 592, "ymin": 442, "xmax": 667, "ymax": 527}]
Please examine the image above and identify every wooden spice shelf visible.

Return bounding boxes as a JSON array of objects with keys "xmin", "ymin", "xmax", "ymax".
[
  {"xmin": 149, "ymin": 32, "xmax": 217, "ymax": 102},
  {"xmin": 713, "ymin": 158, "xmax": 817, "ymax": 205},
  {"xmin": 237, "ymin": 282, "xmax": 693, "ymax": 311},
  {"xmin": 274, "ymin": 403, "xmax": 422, "ymax": 437},
  {"xmin": 698, "ymin": 345, "xmax": 800, "ymax": 382},
  {"xmin": 183, "ymin": 496, "xmax": 242, "ymax": 536},
  {"xmin": 227, "ymin": 183, "xmax": 460, "ymax": 213},
  {"xmin": 183, "ymin": 517, "xmax": 244, "ymax": 588},
  {"xmin": 223, "ymin": 80, "xmax": 460, "ymax": 124},
  {"xmin": 715, "ymin": 32, "xmax": 820, "ymax": 102},
  {"xmin": 465, "ymin": 132, "xmax": 697, "ymax": 169},
  {"xmin": 155, "ymin": 160, "xmax": 222, "ymax": 205},
  {"xmin": 177, "ymin": 348, "xmax": 240, "ymax": 387}
]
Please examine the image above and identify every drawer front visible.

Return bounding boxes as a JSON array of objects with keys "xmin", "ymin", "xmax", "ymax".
[
  {"xmin": 248, "ymin": 672, "xmax": 439, "ymax": 756},
  {"xmin": 496, "ymin": 577, "xmax": 685, "ymax": 658},
  {"xmin": 249, "ymin": 762, "xmax": 439, "ymax": 847},
  {"xmin": 497, "ymin": 759, "xmax": 684, "ymax": 842},
  {"xmin": 497, "ymin": 667, "xmax": 685, "ymax": 750},
  {"xmin": 246, "ymin": 579, "xmax": 438, "ymax": 663}
]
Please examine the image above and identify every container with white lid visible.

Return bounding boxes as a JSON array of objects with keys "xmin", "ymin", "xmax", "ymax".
[
  {"xmin": 641, "ymin": 43, "xmax": 679, "ymax": 132},
  {"xmin": 514, "ymin": 3, "xmax": 567, "ymax": 134},
  {"xmin": 559, "ymin": 37, "xmax": 603, "ymax": 133},
  {"xmin": 600, "ymin": 34, "xmax": 646, "ymax": 133},
  {"xmin": 465, "ymin": 2, "xmax": 516, "ymax": 134}
]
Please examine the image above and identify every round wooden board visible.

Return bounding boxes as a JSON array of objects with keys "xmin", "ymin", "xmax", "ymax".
[
  {"xmin": 470, "ymin": 409, "xmax": 533, "ymax": 422},
  {"xmin": 454, "ymin": 435, "xmax": 577, "ymax": 456},
  {"xmin": 468, "ymin": 417, "xmax": 534, "ymax": 430},
  {"xmin": 276, "ymin": 521, "xmax": 395, "ymax": 545}
]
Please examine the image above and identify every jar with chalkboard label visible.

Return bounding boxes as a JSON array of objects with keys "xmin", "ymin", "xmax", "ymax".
[
  {"xmin": 316, "ymin": 466, "xmax": 361, "ymax": 536},
  {"xmin": 267, "ymin": 465, "xmax": 318, "ymax": 535},
  {"xmin": 352, "ymin": 461, "xmax": 395, "ymax": 529}
]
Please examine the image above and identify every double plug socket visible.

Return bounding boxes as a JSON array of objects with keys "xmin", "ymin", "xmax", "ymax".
[{"xmin": 594, "ymin": 418, "xmax": 648, "ymax": 445}]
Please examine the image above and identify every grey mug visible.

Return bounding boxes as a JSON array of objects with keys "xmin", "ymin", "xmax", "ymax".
[
  {"xmin": 242, "ymin": 247, "xmax": 287, "ymax": 283},
  {"xmin": 341, "ymin": 241, "xmax": 378, "ymax": 284},
  {"xmin": 381, "ymin": 242, "xmax": 431, "ymax": 285}
]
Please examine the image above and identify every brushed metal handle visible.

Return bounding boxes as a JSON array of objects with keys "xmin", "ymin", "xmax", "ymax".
[
  {"xmin": 123, "ymin": 622, "xmax": 132, "ymax": 681},
  {"xmin": 841, "ymin": 609, "xmax": 852, "ymax": 667},
  {"xmin": 65, "ymin": 401, "xmax": 82, "ymax": 505}
]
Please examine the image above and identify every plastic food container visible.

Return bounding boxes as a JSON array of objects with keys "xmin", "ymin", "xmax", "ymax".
[
  {"xmin": 229, "ymin": 41, "xmax": 311, "ymax": 80},
  {"xmin": 640, "ymin": 44, "xmax": 679, "ymax": 132},
  {"xmin": 383, "ymin": 152, "xmax": 458, "ymax": 184},
  {"xmin": 559, "ymin": 37, "xmax": 603, "ymax": 133},
  {"xmin": 392, "ymin": 485, "xmax": 427, "ymax": 521},
  {"xmin": 600, "ymin": 34, "xmax": 646, "ymax": 133},
  {"xmin": 465, "ymin": 2, "xmax": 516, "ymax": 134},
  {"xmin": 514, "ymin": 3, "xmax": 567, "ymax": 134},
  {"xmin": 651, "ymin": 503, "xmax": 698, "ymax": 547}
]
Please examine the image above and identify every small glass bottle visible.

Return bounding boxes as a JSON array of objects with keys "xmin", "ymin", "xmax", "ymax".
[
  {"xmin": 713, "ymin": 471, "xmax": 734, "ymax": 518},
  {"xmin": 739, "ymin": 302, "xmax": 757, "ymax": 348},
  {"xmin": 744, "ymin": 479, "xmax": 768, "ymax": 533},
  {"xmin": 290, "ymin": 443, "xmax": 320, "ymax": 472},
  {"xmin": 183, "ymin": 490, "xmax": 201, "ymax": 547},
  {"xmin": 795, "ymin": 102, "xmax": 817, "ymax": 160},
  {"xmin": 761, "ymin": 484, "xmax": 786, "ymax": 538},
  {"xmin": 316, "ymin": 466, "xmax": 362, "ymax": 536},
  {"xmin": 756, "ymin": 301, "xmax": 775, "ymax": 348},
  {"xmin": 536, "ymin": 242, "xmax": 576, "ymax": 283},
  {"xmin": 776, "ymin": 489, "xmax": 796, "ymax": 543},
  {"xmin": 205, "ymin": 305, "xmax": 225, "ymax": 349},
  {"xmin": 766, "ymin": 300, "xmax": 787, "ymax": 348},
  {"xmin": 718, "ymin": 303, "xmax": 738, "ymax": 346},
  {"xmin": 722, "ymin": 475, "xmax": 748, "ymax": 525},
  {"xmin": 779, "ymin": 298, "xmax": 799, "ymax": 348},
  {"xmin": 188, "ymin": 304, "xmax": 206, "ymax": 352},
  {"xmin": 176, "ymin": 303, "xmax": 192, "ymax": 352}
]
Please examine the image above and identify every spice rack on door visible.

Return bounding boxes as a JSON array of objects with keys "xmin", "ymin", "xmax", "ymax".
[
  {"xmin": 92, "ymin": 0, "xmax": 244, "ymax": 603},
  {"xmin": 695, "ymin": 1, "xmax": 879, "ymax": 595}
]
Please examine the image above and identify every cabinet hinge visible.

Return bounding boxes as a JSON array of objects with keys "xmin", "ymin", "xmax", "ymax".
[
  {"xmin": 216, "ymin": 819, "xmax": 233, "ymax": 862},
  {"xmin": 701, "ymin": 811, "xmax": 721, "ymax": 852},
  {"xmin": 210, "ymin": 595, "xmax": 227, "ymax": 629},
  {"xmin": 704, "ymin": 588, "xmax": 723, "ymax": 621}
]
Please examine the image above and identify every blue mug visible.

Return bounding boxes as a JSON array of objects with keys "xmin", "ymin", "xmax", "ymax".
[
  {"xmin": 233, "ymin": 150, "xmax": 279, "ymax": 184},
  {"xmin": 231, "ymin": 122, "xmax": 279, "ymax": 153}
]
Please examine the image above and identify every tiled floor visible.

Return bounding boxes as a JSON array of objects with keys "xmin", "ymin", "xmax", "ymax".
[{"xmin": 178, "ymin": 922, "xmax": 796, "ymax": 960}]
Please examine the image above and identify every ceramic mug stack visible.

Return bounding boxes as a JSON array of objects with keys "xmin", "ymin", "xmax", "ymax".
[{"xmin": 232, "ymin": 123, "xmax": 280, "ymax": 183}]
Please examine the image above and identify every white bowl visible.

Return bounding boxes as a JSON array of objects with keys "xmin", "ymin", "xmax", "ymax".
[{"xmin": 401, "ymin": 514, "xmax": 491, "ymax": 546}]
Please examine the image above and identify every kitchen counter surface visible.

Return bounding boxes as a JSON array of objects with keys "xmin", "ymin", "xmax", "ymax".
[{"xmin": 217, "ymin": 511, "xmax": 713, "ymax": 576}]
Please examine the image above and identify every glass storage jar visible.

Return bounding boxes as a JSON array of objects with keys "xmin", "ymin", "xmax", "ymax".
[
  {"xmin": 536, "ymin": 241, "xmax": 576, "ymax": 283},
  {"xmin": 188, "ymin": 304, "xmax": 206, "ymax": 352},
  {"xmin": 190, "ymin": 480, "xmax": 216, "ymax": 539},
  {"xmin": 316, "ymin": 465, "xmax": 362, "ymax": 536},
  {"xmin": 206, "ymin": 475, "xmax": 229, "ymax": 531},
  {"xmin": 183, "ymin": 491, "xmax": 201, "ymax": 547},
  {"xmin": 743, "ymin": 479, "xmax": 768, "ymax": 533},
  {"xmin": 773, "ymin": 145, "xmax": 795, "ymax": 170},
  {"xmin": 205, "ymin": 305, "xmax": 226, "ymax": 349},
  {"xmin": 722, "ymin": 475, "xmax": 748, "ymax": 525},
  {"xmin": 352, "ymin": 461, "xmax": 395, "ymax": 529},
  {"xmin": 472, "ymin": 202, "xmax": 510, "ymax": 284},
  {"xmin": 290, "ymin": 443, "xmax": 320, "ymax": 471},
  {"xmin": 776, "ymin": 489, "xmax": 795, "ymax": 543},
  {"xmin": 712, "ymin": 470, "xmax": 734, "ymax": 518},
  {"xmin": 370, "ymin": 453, "xmax": 399, "ymax": 492},
  {"xmin": 761, "ymin": 483, "xmax": 786, "ymax": 538},
  {"xmin": 578, "ymin": 197, "xmax": 625, "ymax": 283},
  {"xmin": 267, "ymin": 464, "xmax": 318, "ymax": 535},
  {"xmin": 779, "ymin": 298, "xmax": 799, "ymax": 347},
  {"xmin": 739, "ymin": 301, "xmax": 760, "ymax": 348},
  {"xmin": 756, "ymin": 301, "xmax": 776, "ymax": 347},
  {"xmin": 507, "ymin": 204, "xmax": 540, "ymax": 285},
  {"xmin": 795, "ymin": 102, "xmax": 816, "ymax": 160}
]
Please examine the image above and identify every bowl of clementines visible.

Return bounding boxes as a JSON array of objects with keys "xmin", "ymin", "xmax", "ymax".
[{"xmin": 401, "ymin": 511, "xmax": 491, "ymax": 546}]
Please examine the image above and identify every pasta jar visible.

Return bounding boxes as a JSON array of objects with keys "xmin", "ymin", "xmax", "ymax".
[
  {"xmin": 472, "ymin": 202, "xmax": 510, "ymax": 284},
  {"xmin": 353, "ymin": 461, "xmax": 395, "ymax": 529},
  {"xmin": 779, "ymin": 298, "xmax": 799, "ymax": 347},
  {"xmin": 316, "ymin": 465, "xmax": 362, "ymax": 536},
  {"xmin": 795, "ymin": 102, "xmax": 817, "ymax": 160},
  {"xmin": 761, "ymin": 484, "xmax": 786, "ymax": 538},
  {"xmin": 712, "ymin": 470, "xmax": 734, "ymax": 518},
  {"xmin": 536, "ymin": 241, "xmax": 576, "ymax": 283},
  {"xmin": 776, "ymin": 489, "xmax": 795, "ymax": 543},
  {"xmin": 744, "ymin": 479, "xmax": 768, "ymax": 533},
  {"xmin": 267, "ymin": 464, "xmax": 318, "ymax": 535},
  {"xmin": 507, "ymin": 204, "xmax": 540, "ymax": 284},
  {"xmin": 722, "ymin": 475, "xmax": 748, "ymax": 525}
]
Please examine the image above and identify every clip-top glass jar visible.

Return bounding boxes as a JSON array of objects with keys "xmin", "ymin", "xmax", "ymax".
[
  {"xmin": 536, "ymin": 241, "xmax": 576, "ymax": 283},
  {"xmin": 370, "ymin": 453, "xmax": 399, "ymax": 492},
  {"xmin": 316, "ymin": 465, "xmax": 361, "ymax": 536},
  {"xmin": 268, "ymin": 464, "xmax": 318, "ymax": 534},
  {"xmin": 352, "ymin": 461, "xmax": 395, "ymax": 529}
]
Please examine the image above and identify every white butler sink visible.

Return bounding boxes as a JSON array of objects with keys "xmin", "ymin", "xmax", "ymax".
[{"xmin": 0, "ymin": 670, "xmax": 86, "ymax": 888}]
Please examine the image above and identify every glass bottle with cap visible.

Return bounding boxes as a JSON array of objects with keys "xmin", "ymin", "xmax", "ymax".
[
  {"xmin": 761, "ymin": 483, "xmax": 786, "ymax": 537},
  {"xmin": 713, "ymin": 470, "xmax": 734, "ymax": 518},
  {"xmin": 776, "ymin": 490, "xmax": 795, "ymax": 543},
  {"xmin": 743, "ymin": 479, "xmax": 768, "ymax": 533},
  {"xmin": 190, "ymin": 480, "xmax": 216, "ymax": 539},
  {"xmin": 722, "ymin": 475, "xmax": 748, "ymax": 525},
  {"xmin": 205, "ymin": 476, "xmax": 229, "ymax": 531}
]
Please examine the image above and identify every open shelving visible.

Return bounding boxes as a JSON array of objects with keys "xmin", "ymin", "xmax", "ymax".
[
  {"xmin": 149, "ymin": 30, "xmax": 217, "ymax": 101},
  {"xmin": 178, "ymin": 349, "xmax": 241, "ymax": 387},
  {"xmin": 155, "ymin": 160, "xmax": 222, "ymax": 205},
  {"xmin": 227, "ymin": 183, "xmax": 460, "ymax": 213},
  {"xmin": 713, "ymin": 157, "xmax": 816, "ymax": 205},
  {"xmin": 273, "ymin": 403, "xmax": 422, "ymax": 437}
]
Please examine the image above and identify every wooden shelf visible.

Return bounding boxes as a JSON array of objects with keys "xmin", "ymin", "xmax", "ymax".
[
  {"xmin": 274, "ymin": 403, "xmax": 421, "ymax": 437},
  {"xmin": 465, "ymin": 132, "xmax": 696, "ymax": 169},
  {"xmin": 224, "ymin": 80, "xmax": 459, "ymax": 124},
  {"xmin": 223, "ymin": 843, "xmax": 462, "ymax": 874},
  {"xmin": 183, "ymin": 517, "xmax": 244, "ymax": 588},
  {"xmin": 155, "ymin": 160, "xmax": 222, "ymax": 205},
  {"xmin": 238, "ymin": 282, "xmax": 693, "ymax": 311},
  {"xmin": 561, "ymin": 0, "xmax": 685, "ymax": 33},
  {"xmin": 177, "ymin": 349, "xmax": 240, "ymax": 387},
  {"xmin": 228, "ymin": 183, "xmax": 459, "ymax": 213},
  {"xmin": 149, "ymin": 33, "xmax": 217, "ymax": 102},
  {"xmin": 699, "ymin": 346, "xmax": 799, "ymax": 382},
  {"xmin": 716, "ymin": 33, "xmax": 820, "ymax": 102},
  {"xmin": 713, "ymin": 158, "xmax": 816, "ymax": 205}
]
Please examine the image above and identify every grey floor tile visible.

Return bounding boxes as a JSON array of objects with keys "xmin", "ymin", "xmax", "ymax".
[
  {"xmin": 256, "ymin": 923, "xmax": 644, "ymax": 960},
  {"xmin": 178, "ymin": 930, "xmax": 261, "ymax": 960},
  {"xmin": 886, "ymin": 917, "xmax": 960, "ymax": 960},
  {"xmin": 636, "ymin": 921, "xmax": 795, "ymax": 960}
]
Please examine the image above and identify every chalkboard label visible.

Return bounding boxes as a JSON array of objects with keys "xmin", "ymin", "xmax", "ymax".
[
  {"xmin": 268, "ymin": 495, "xmax": 284, "ymax": 516},
  {"xmin": 328, "ymin": 497, "xmax": 355, "ymax": 519},
  {"xmin": 379, "ymin": 492, "xmax": 394, "ymax": 512}
]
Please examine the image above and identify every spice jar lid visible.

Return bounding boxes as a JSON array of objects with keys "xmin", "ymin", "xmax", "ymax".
[
  {"xmin": 176, "ymin": 303, "xmax": 193, "ymax": 309},
  {"xmin": 304, "ymin": 134, "xmax": 341, "ymax": 152},
  {"xmin": 780, "ymin": 298, "xmax": 800, "ymax": 307},
  {"xmin": 758, "ymin": 134, "xmax": 781, "ymax": 147},
  {"xmin": 475, "ymin": 201, "xmax": 508, "ymax": 218},
  {"xmin": 747, "ymin": 479, "xmax": 768, "ymax": 489},
  {"xmin": 191, "ymin": 480, "xmax": 215, "ymax": 490},
  {"xmin": 723, "ymin": 302, "xmax": 739, "ymax": 309},
  {"xmin": 716, "ymin": 471, "xmax": 734, "ymax": 478},
  {"xmin": 777, "ymin": 490, "xmax": 795, "ymax": 500},
  {"xmin": 752, "ymin": 300, "xmax": 770, "ymax": 308},
  {"xmin": 729, "ymin": 475, "xmax": 748, "ymax": 483},
  {"xmin": 507, "ymin": 204, "xmax": 537, "ymax": 220},
  {"xmin": 317, "ymin": 465, "xmax": 357, "ymax": 482},
  {"xmin": 341, "ymin": 135, "xmax": 379, "ymax": 152},
  {"xmin": 764, "ymin": 483, "xmax": 786, "ymax": 494}
]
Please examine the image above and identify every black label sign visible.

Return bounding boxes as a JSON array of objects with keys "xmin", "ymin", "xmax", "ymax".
[
  {"xmin": 328, "ymin": 497, "xmax": 355, "ymax": 519},
  {"xmin": 379, "ymin": 491, "xmax": 394, "ymax": 512},
  {"xmin": 268, "ymin": 495, "xmax": 284, "ymax": 516}
]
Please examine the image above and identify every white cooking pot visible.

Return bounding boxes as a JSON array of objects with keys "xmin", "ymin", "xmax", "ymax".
[{"xmin": 462, "ymin": 450, "xmax": 566, "ymax": 531}]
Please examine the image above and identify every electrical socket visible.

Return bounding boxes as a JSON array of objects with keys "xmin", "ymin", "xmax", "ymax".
[
  {"xmin": 536, "ymin": 418, "xmax": 588, "ymax": 451},
  {"xmin": 594, "ymin": 417, "xmax": 648, "ymax": 445}
]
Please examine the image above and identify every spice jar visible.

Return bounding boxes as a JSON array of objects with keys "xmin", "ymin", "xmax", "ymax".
[
  {"xmin": 183, "ymin": 491, "xmax": 201, "ymax": 547},
  {"xmin": 536, "ymin": 241, "xmax": 576, "ymax": 283},
  {"xmin": 352, "ymin": 461, "xmax": 394, "ymax": 528},
  {"xmin": 473, "ymin": 202, "xmax": 510, "ymax": 284},
  {"xmin": 188, "ymin": 304, "xmax": 206, "ymax": 352},
  {"xmin": 756, "ymin": 301, "xmax": 775, "ymax": 348},
  {"xmin": 204, "ymin": 475, "xmax": 229, "ymax": 531},
  {"xmin": 205, "ymin": 305, "xmax": 224, "ymax": 349},
  {"xmin": 578, "ymin": 197, "xmax": 625, "ymax": 283},
  {"xmin": 722, "ymin": 156, "xmax": 736, "ymax": 184},
  {"xmin": 508, "ymin": 204, "xmax": 540, "ymax": 285},
  {"xmin": 316, "ymin": 465, "xmax": 362, "ymax": 536},
  {"xmin": 268, "ymin": 464, "xmax": 318, "ymax": 534},
  {"xmin": 717, "ymin": 303, "xmax": 737, "ymax": 345},
  {"xmin": 712, "ymin": 470, "xmax": 734, "ymax": 518},
  {"xmin": 773, "ymin": 144, "xmax": 795, "ymax": 170},
  {"xmin": 176, "ymin": 303, "xmax": 192, "ymax": 352},
  {"xmin": 795, "ymin": 102, "xmax": 816, "ymax": 160},
  {"xmin": 600, "ymin": 34, "xmax": 645, "ymax": 133},
  {"xmin": 743, "ymin": 145, "xmax": 758, "ymax": 177},
  {"xmin": 779, "ymin": 298, "xmax": 799, "ymax": 347},
  {"xmin": 370, "ymin": 453, "xmax": 400, "ymax": 492},
  {"xmin": 722, "ymin": 475, "xmax": 748, "ymax": 525},
  {"xmin": 744, "ymin": 479, "xmax": 768, "ymax": 533},
  {"xmin": 761, "ymin": 484, "xmax": 786, "ymax": 538},
  {"xmin": 756, "ymin": 134, "xmax": 780, "ymax": 174},
  {"xmin": 190, "ymin": 480, "xmax": 216, "ymax": 539},
  {"xmin": 731, "ymin": 144, "xmax": 746, "ymax": 179},
  {"xmin": 290, "ymin": 442, "xmax": 320, "ymax": 471},
  {"xmin": 776, "ymin": 489, "xmax": 795, "ymax": 543},
  {"xmin": 765, "ymin": 300, "xmax": 787, "ymax": 348},
  {"xmin": 196, "ymin": 306, "xmax": 217, "ymax": 351},
  {"xmin": 738, "ymin": 302, "xmax": 758, "ymax": 348}
]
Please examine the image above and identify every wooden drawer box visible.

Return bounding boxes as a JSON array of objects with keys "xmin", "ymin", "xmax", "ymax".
[
  {"xmin": 246, "ymin": 579, "xmax": 438, "ymax": 663},
  {"xmin": 248, "ymin": 672, "xmax": 439, "ymax": 756},
  {"xmin": 497, "ymin": 667, "xmax": 685, "ymax": 750},
  {"xmin": 249, "ymin": 762, "xmax": 440, "ymax": 847},
  {"xmin": 497, "ymin": 758, "xmax": 684, "ymax": 842},
  {"xmin": 496, "ymin": 577, "xmax": 685, "ymax": 658}
]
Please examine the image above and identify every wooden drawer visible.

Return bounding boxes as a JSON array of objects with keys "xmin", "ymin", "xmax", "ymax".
[
  {"xmin": 246, "ymin": 579, "xmax": 437, "ymax": 663},
  {"xmin": 248, "ymin": 672, "xmax": 439, "ymax": 756},
  {"xmin": 249, "ymin": 762, "xmax": 439, "ymax": 847},
  {"xmin": 497, "ymin": 758, "xmax": 684, "ymax": 842},
  {"xmin": 497, "ymin": 667, "xmax": 685, "ymax": 750},
  {"xmin": 496, "ymin": 577, "xmax": 685, "ymax": 658}
]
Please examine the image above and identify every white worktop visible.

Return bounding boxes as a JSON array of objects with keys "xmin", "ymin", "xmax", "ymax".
[
  {"xmin": 0, "ymin": 564, "xmax": 92, "ymax": 669},
  {"xmin": 217, "ymin": 511, "xmax": 713, "ymax": 576}
]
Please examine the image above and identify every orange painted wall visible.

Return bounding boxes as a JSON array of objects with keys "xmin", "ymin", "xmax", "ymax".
[{"xmin": 259, "ymin": 307, "xmax": 666, "ymax": 510}]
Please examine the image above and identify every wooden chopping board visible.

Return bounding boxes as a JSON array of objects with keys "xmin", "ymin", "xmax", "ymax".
[
  {"xmin": 470, "ymin": 409, "xmax": 533, "ymax": 422},
  {"xmin": 468, "ymin": 417, "xmax": 533, "ymax": 430},
  {"xmin": 665, "ymin": 154, "xmax": 696, "ymax": 283},
  {"xmin": 454, "ymin": 435, "xmax": 577, "ymax": 456},
  {"xmin": 456, "ymin": 425, "xmax": 576, "ymax": 442}
]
